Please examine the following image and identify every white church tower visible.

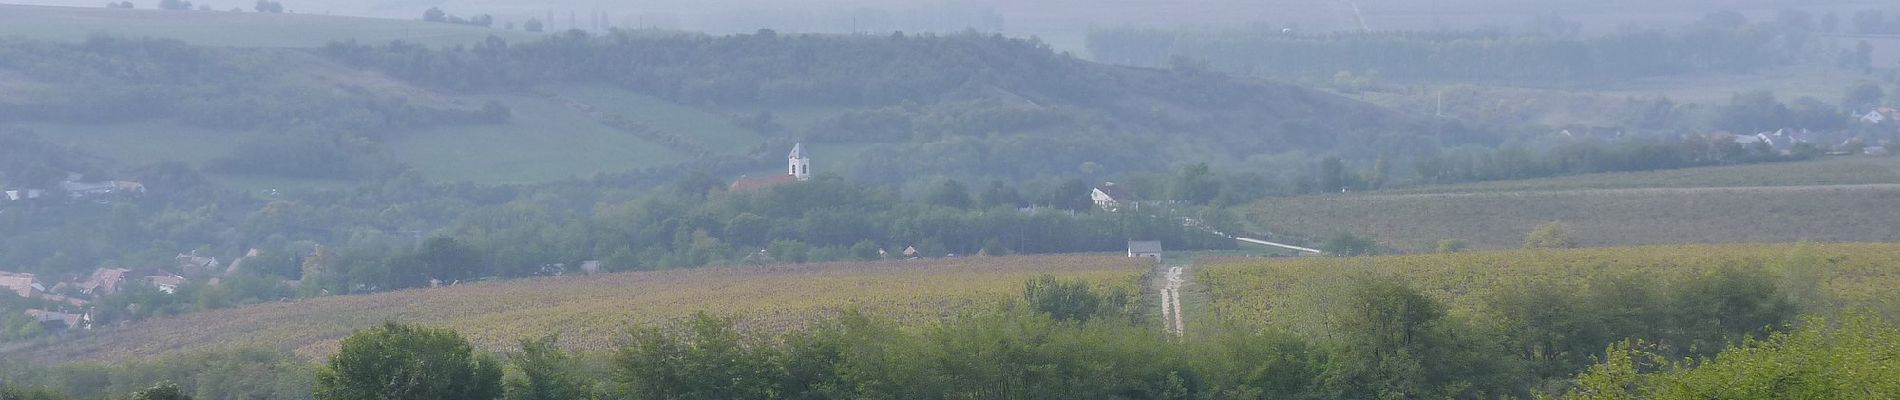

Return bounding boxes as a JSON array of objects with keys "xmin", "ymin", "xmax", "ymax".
[{"xmin": 788, "ymin": 143, "xmax": 811, "ymax": 181}]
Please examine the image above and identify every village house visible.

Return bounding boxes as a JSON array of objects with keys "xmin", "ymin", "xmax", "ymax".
[
  {"xmin": 146, "ymin": 273, "xmax": 188, "ymax": 294},
  {"xmin": 224, "ymin": 248, "xmax": 263, "ymax": 275},
  {"xmin": 39, "ymin": 293, "xmax": 88, "ymax": 307},
  {"xmin": 1091, "ymin": 182, "xmax": 1132, "ymax": 212},
  {"xmin": 24, "ymin": 309, "xmax": 86, "ymax": 331},
  {"xmin": 730, "ymin": 143, "xmax": 813, "ymax": 191},
  {"xmin": 4, "ymin": 189, "xmax": 46, "ymax": 201},
  {"xmin": 1127, "ymin": 241, "xmax": 1163, "ymax": 260},
  {"xmin": 57, "ymin": 174, "xmax": 146, "ymax": 199},
  {"xmin": 59, "ymin": 180, "xmax": 114, "ymax": 197},
  {"xmin": 1863, "ymin": 109, "xmax": 1888, "ymax": 124},
  {"xmin": 1557, "ymin": 125, "xmax": 1627, "ymax": 141},
  {"xmin": 79, "ymin": 267, "xmax": 129, "ymax": 296},
  {"xmin": 0, "ymin": 271, "xmax": 45, "ymax": 298},
  {"xmin": 175, "ymin": 252, "xmax": 220, "ymax": 275}
]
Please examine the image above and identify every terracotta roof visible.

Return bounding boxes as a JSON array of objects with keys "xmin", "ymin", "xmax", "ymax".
[
  {"xmin": 729, "ymin": 174, "xmax": 799, "ymax": 191},
  {"xmin": 24, "ymin": 309, "xmax": 82, "ymax": 328},
  {"xmin": 0, "ymin": 272, "xmax": 39, "ymax": 298},
  {"xmin": 177, "ymin": 254, "xmax": 218, "ymax": 270},
  {"xmin": 41, "ymin": 294, "xmax": 88, "ymax": 307},
  {"xmin": 80, "ymin": 268, "xmax": 129, "ymax": 295}
]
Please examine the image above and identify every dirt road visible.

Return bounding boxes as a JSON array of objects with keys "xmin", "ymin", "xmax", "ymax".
[{"xmin": 1160, "ymin": 265, "xmax": 1185, "ymax": 336}]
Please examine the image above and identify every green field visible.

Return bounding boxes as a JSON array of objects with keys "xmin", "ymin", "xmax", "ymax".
[
  {"xmin": 1251, "ymin": 157, "xmax": 1900, "ymax": 251},
  {"xmin": 713, "ymin": 104, "xmax": 852, "ymax": 133},
  {"xmin": 384, "ymin": 94, "xmax": 689, "ymax": 184},
  {"xmin": 22, "ymin": 121, "xmax": 243, "ymax": 167},
  {"xmin": 13, "ymin": 122, "xmax": 360, "ymax": 190},
  {"xmin": 5, "ymin": 255, "xmax": 1146, "ymax": 364},
  {"xmin": 14, "ymin": 87, "xmax": 780, "ymax": 185},
  {"xmin": 1199, "ymin": 243, "xmax": 1900, "ymax": 331},
  {"xmin": 0, "ymin": 4, "xmax": 541, "ymax": 47},
  {"xmin": 550, "ymin": 85, "xmax": 766, "ymax": 154}
]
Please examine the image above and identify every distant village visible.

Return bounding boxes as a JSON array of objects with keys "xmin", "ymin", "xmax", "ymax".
[
  {"xmin": 1, "ymin": 173, "xmax": 147, "ymax": 204},
  {"xmin": 1, "ymin": 251, "xmax": 210, "ymax": 333},
  {"xmin": 1, "ymin": 173, "xmax": 157, "ymax": 332}
]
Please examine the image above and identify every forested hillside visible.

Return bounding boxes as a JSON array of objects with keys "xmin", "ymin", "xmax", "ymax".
[
  {"xmin": 314, "ymin": 30, "xmax": 1442, "ymax": 180},
  {"xmin": 0, "ymin": 31, "xmax": 1445, "ymax": 186}
]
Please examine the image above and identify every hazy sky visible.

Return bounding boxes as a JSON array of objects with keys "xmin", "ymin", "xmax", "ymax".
[{"xmin": 1, "ymin": 0, "xmax": 1882, "ymax": 49}]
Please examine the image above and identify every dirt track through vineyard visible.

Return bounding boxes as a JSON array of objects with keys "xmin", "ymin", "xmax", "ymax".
[{"xmin": 1161, "ymin": 265, "xmax": 1186, "ymax": 335}]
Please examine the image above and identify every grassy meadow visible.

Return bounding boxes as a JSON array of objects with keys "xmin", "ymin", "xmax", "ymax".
[
  {"xmin": 383, "ymin": 94, "xmax": 689, "ymax": 184},
  {"xmin": 0, "ymin": 4, "xmax": 541, "ymax": 47},
  {"xmin": 5, "ymin": 255, "xmax": 1148, "ymax": 364},
  {"xmin": 22, "ymin": 121, "xmax": 244, "ymax": 168},
  {"xmin": 550, "ymin": 84, "xmax": 767, "ymax": 155},
  {"xmin": 17, "ymin": 86, "xmax": 777, "ymax": 185},
  {"xmin": 1198, "ymin": 243, "xmax": 1900, "ymax": 331}
]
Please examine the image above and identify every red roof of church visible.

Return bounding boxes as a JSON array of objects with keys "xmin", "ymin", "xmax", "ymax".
[{"xmin": 729, "ymin": 174, "xmax": 799, "ymax": 191}]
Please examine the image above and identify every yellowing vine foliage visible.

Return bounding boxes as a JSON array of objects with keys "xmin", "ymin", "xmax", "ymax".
[
  {"xmin": 1200, "ymin": 243, "xmax": 1900, "ymax": 333},
  {"xmin": 11, "ymin": 256, "xmax": 1145, "ymax": 364}
]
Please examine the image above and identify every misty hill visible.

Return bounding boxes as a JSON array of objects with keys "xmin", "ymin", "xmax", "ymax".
[
  {"xmin": 7, "ymin": 0, "xmax": 1876, "ymax": 49},
  {"xmin": 0, "ymin": 4, "xmax": 543, "ymax": 47},
  {"xmin": 0, "ymin": 26, "xmax": 1446, "ymax": 185}
]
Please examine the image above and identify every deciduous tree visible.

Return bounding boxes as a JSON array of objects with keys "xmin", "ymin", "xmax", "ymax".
[{"xmin": 316, "ymin": 322, "xmax": 503, "ymax": 400}]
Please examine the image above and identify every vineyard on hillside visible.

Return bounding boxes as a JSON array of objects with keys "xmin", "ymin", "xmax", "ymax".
[
  {"xmin": 1383, "ymin": 156, "xmax": 1900, "ymax": 195},
  {"xmin": 1250, "ymin": 184, "xmax": 1900, "ymax": 251},
  {"xmin": 1198, "ymin": 243, "xmax": 1900, "ymax": 332},
  {"xmin": 7, "ymin": 256, "xmax": 1147, "ymax": 364}
]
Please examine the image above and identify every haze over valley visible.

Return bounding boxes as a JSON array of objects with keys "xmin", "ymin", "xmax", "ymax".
[{"xmin": 3, "ymin": 0, "xmax": 1900, "ymax": 398}]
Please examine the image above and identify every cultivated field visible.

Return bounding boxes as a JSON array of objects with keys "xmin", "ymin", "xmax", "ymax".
[
  {"xmin": 6, "ymin": 256, "xmax": 1147, "ymax": 364},
  {"xmin": 1388, "ymin": 156, "xmax": 1900, "ymax": 194},
  {"xmin": 1199, "ymin": 243, "xmax": 1900, "ymax": 330},
  {"xmin": 1252, "ymin": 157, "xmax": 1900, "ymax": 251},
  {"xmin": 0, "ymin": 4, "xmax": 541, "ymax": 47}
]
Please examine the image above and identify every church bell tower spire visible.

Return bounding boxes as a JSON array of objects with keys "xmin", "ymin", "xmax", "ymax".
[{"xmin": 788, "ymin": 143, "xmax": 811, "ymax": 181}]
